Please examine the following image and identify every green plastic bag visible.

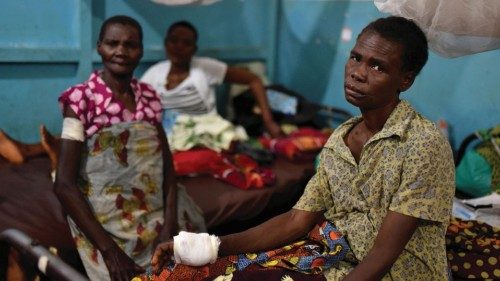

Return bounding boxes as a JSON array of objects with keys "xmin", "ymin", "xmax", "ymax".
[{"xmin": 456, "ymin": 149, "xmax": 492, "ymax": 197}]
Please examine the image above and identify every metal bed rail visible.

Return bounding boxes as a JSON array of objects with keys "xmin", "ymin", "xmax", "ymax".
[{"xmin": 0, "ymin": 229, "xmax": 87, "ymax": 281}]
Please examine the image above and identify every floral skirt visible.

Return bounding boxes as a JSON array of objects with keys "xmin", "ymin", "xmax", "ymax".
[{"xmin": 68, "ymin": 122, "xmax": 205, "ymax": 281}]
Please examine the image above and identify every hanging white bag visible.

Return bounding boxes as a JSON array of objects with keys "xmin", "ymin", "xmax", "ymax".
[{"xmin": 374, "ymin": 0, "xmax": 500, "ymax": 58}]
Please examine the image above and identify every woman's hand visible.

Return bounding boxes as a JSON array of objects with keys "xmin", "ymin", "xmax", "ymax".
[
  {"xmin": 264, "ymin": 119, "xmax": 285, "ymax": 138},
  {"xmin": 151, "ymin": 241, "xmax": 174, "ymax": 274},
  {"xmin": 101, "ymin": 246, "xmax": 145, "ymax": 281},
  {"xmin": 154, "ymin": 222, "xmax": 175, "ymax": 249},
  {"xmin": 224, "ymin": 67, "xmax": 285, "ymax": 139}
]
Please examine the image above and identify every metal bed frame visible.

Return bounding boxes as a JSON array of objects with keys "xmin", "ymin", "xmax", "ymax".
[{"xmin": 0, "ymin": 229, "xmax": 87, "ymax": 281}]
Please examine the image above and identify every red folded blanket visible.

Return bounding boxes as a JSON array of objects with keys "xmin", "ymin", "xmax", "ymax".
[
  {"xmin": 259, "ymin": 127, "xmax": 330, "ymax": 160},
  {"xmin": 173, "ymin": 148, "xmax": 275, "ymax": 190}
]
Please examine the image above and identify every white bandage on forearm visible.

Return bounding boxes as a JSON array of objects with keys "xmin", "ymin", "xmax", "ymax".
[
  {"xmin": 61, "ymin": 118, "xmax": 84, "ymax": 141},
  {"xmin": 173, "ymin": 231, "xmax": 220, "ymax": 266}
]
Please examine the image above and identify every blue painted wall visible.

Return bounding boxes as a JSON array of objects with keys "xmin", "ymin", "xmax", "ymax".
[
  {"xmin": 277, "ymin": 0, "xmax": 499, "ymax": 149},
  {"xmin": 1, "ymin": 0, "xmax": 498, "ymax": 150},
  {"xmin": 0, "ymin": 0, "xmax": 278, "ymax": 142}
]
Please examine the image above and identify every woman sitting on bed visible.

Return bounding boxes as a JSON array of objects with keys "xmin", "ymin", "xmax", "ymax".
[
  {"xmin": 146, "ymin": 16, "xmax": 456, "ymax": 281},
  {"xmin": 140, "ymin": 20, "xmax": 283, "ymax": 153}
]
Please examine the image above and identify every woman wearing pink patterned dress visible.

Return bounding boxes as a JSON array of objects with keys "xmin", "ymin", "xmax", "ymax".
[{"xmin": 53, "ymin": 15, "xmax": 204, "ymax": 281}]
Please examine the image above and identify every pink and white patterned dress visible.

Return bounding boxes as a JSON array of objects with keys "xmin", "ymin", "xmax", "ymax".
[{"xmin": 59, "ymin": 71, "xmax": 163, "ymax": 136}]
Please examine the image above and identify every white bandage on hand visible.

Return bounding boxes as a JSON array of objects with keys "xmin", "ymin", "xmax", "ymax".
[
  {"xmin": 173, "ymin": 231, "xmax": 220, "ymax": 266},
  {"xmin": 61, "ymin": 118, "xmax": 84, "ymax": 142}
]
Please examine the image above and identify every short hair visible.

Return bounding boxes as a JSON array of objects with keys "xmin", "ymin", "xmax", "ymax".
[
  {"xmin": 359, "ymin": 16, "xmax": 428, "ymax": 76},
  {"xmin": 164, "ymin": 20, "xmax": 198, "ymax": 44},
  {"xmin": 98, "ymin": 15, "xmax": 143, "ymax": 43}
]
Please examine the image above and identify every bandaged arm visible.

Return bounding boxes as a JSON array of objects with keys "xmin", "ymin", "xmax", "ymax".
[
  {"xmin": 51, "ymin": 118, "xmax": 84, "ymax": 181},
  {"xmin": 61, "ymin": 117, "xmax": 84, "ymax": 142},
  {"xmin": 173, "ymin": 231, "xmax": 220, "ymax": 266}
]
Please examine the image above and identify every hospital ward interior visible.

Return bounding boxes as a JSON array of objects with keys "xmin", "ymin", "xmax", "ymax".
[{"xmin": 0, "ymin": 1, "xmax": 498, "ymax": 281}]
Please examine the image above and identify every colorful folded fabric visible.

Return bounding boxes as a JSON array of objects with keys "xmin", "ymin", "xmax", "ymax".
[
  {"xmin": 259, "ymin": 128, "xmax": 330, "ymax": 160},
  {"xmin": 135, "ymin": 220, "xmax": 350, "ymax": 281}
]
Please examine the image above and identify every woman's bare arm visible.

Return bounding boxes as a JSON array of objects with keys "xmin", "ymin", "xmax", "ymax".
[
  {"xmin": 151, "ymin": 208, "xmax": 323, "ymax": 272},
  {"xmin": 54, "ymin": 107, "xmax": 143, "ymax": 280},
  {"xmin": 219, "ymin": 208, "xmax": 324, "ymax": 255},
  {"xmin": 224, "ymin": 67, "xmax": 283, "ymax": 138}
]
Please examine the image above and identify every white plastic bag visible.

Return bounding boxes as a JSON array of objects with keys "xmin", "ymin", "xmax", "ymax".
[{"xmin": 374, "ymin": 0, "xmax": 500, "ymax": 58}]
